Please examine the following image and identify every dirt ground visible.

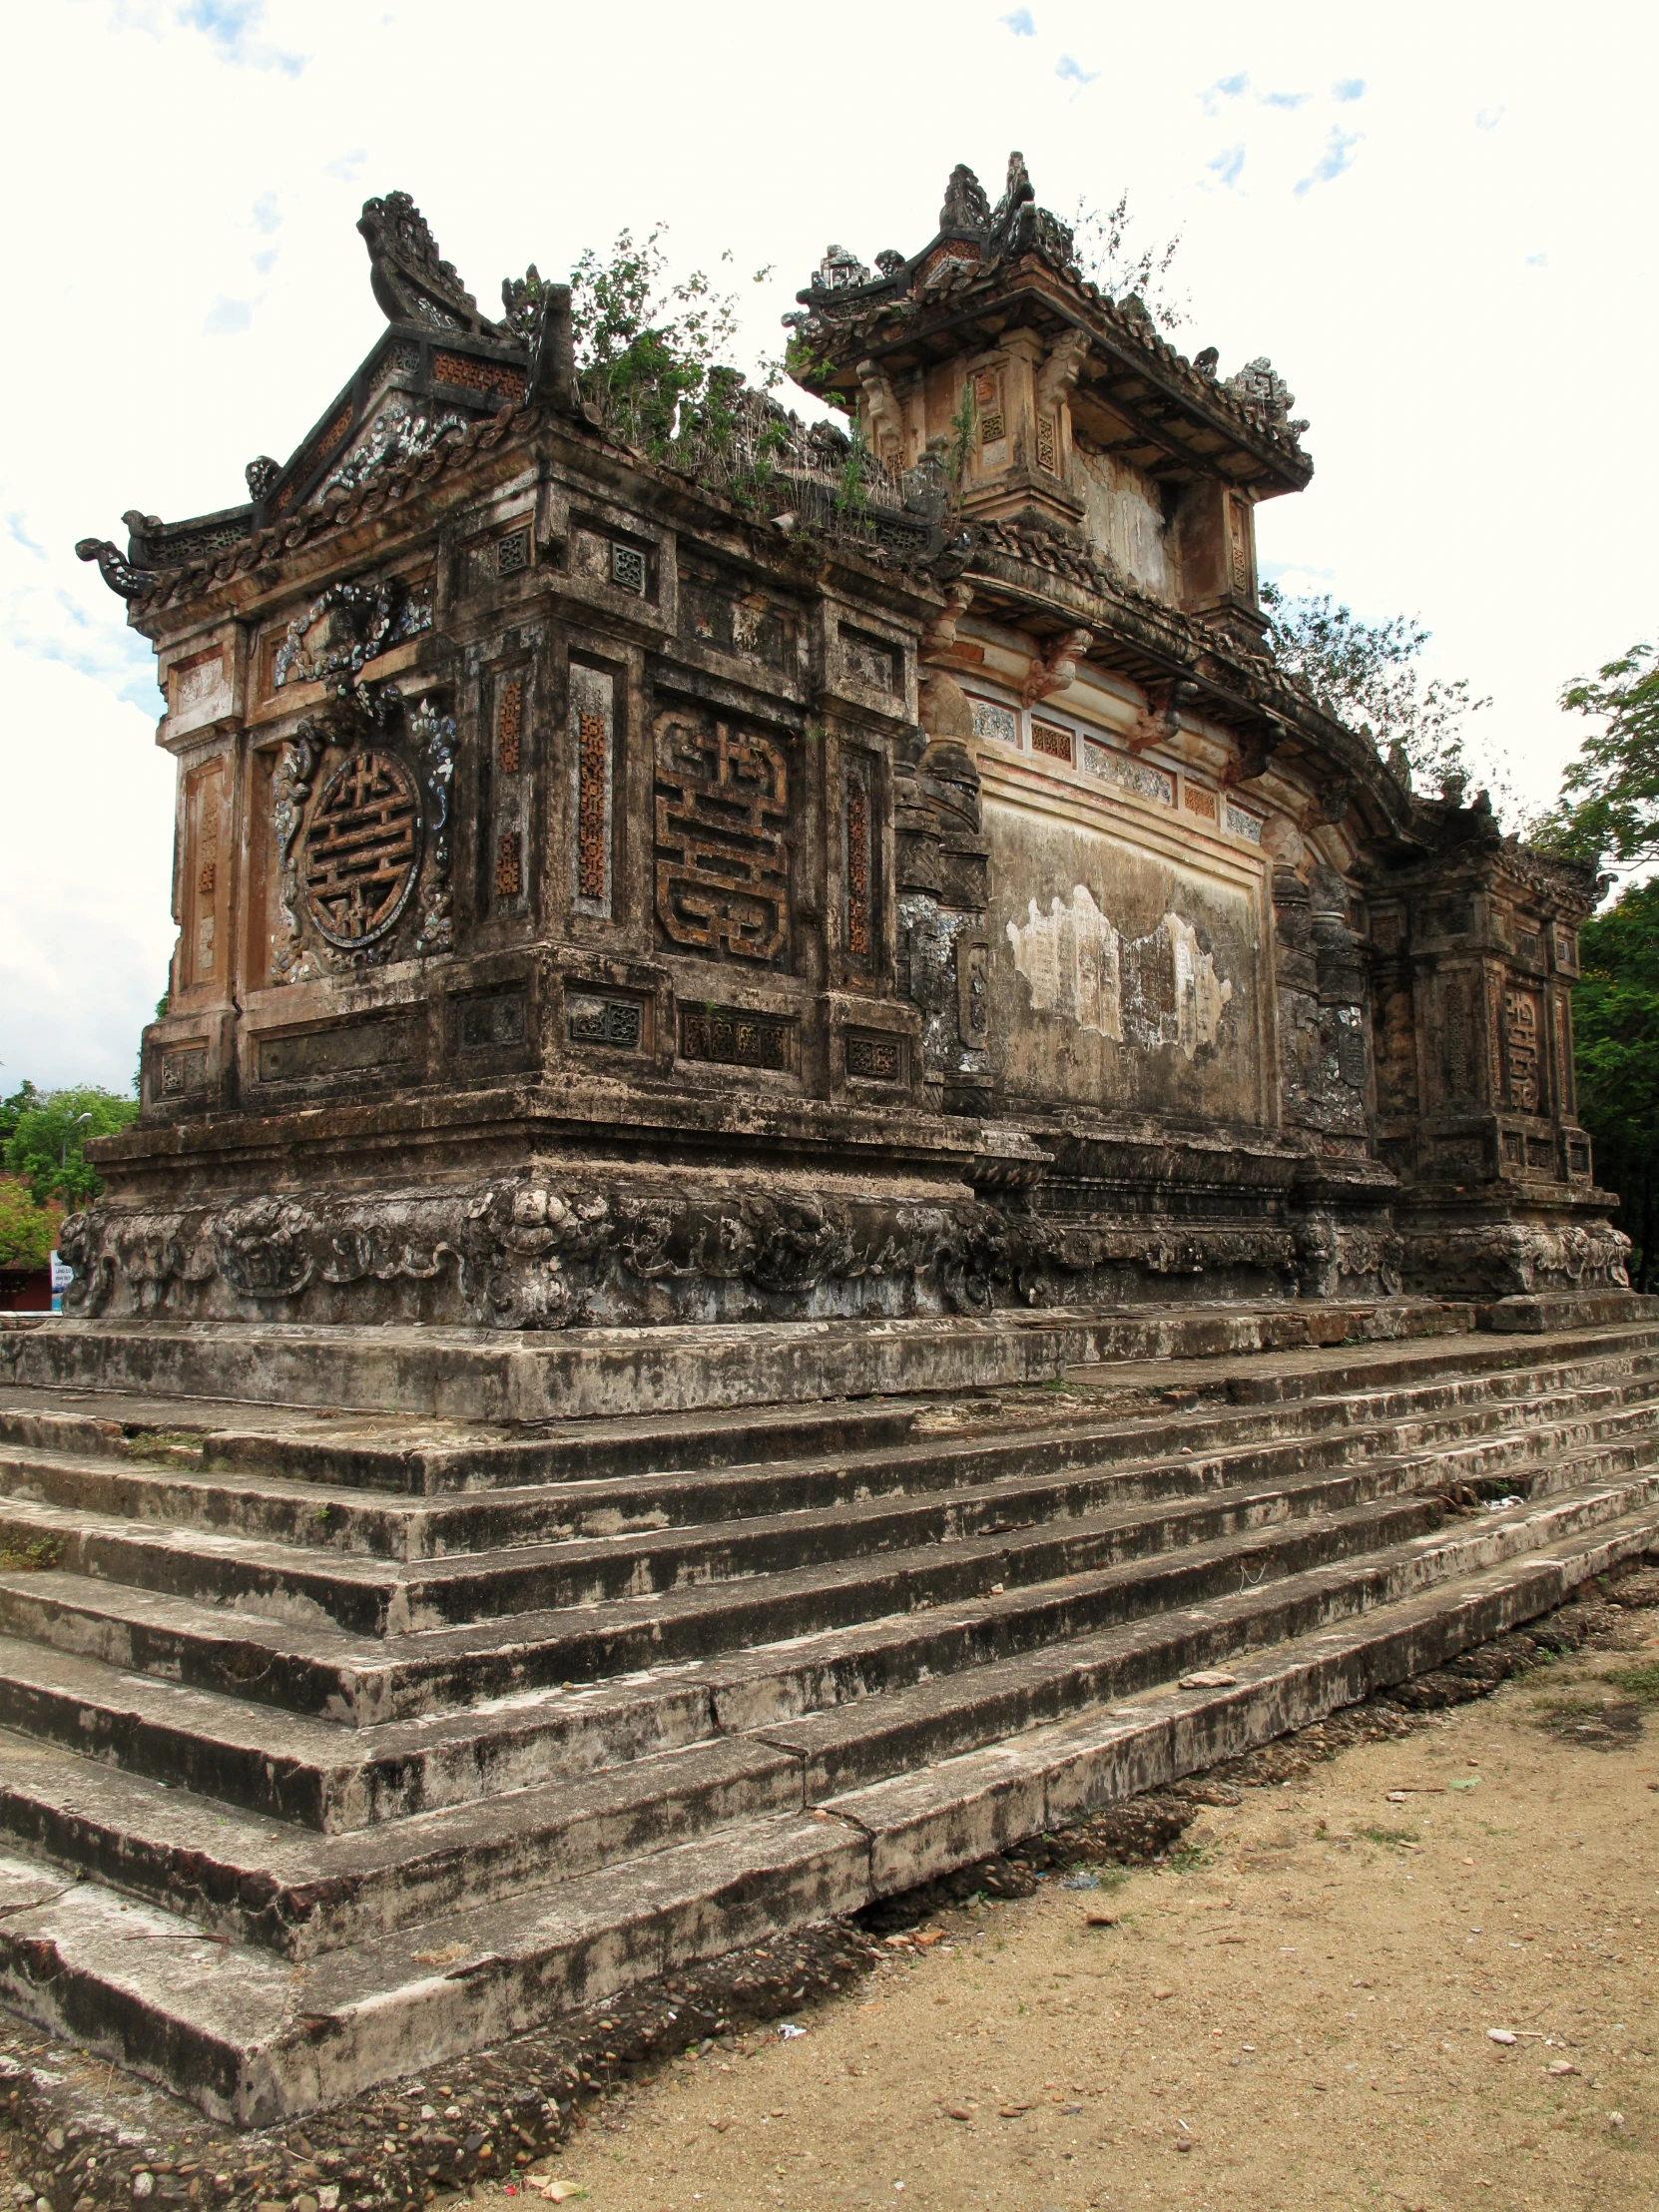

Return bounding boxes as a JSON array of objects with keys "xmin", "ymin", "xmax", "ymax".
[{"xmin": 492, "ymin": 1629, "xmax": 1659, "ymax": 2212}]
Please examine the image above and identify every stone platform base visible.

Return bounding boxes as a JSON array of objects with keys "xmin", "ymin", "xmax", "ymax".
[
  {"xmin": 0, "ymin": 1296, "xmax": 1482, "ymax": 1422},
  {"xmin": 0, "ymin": 1297, "xmax": 1653, "ymax": 2120}
]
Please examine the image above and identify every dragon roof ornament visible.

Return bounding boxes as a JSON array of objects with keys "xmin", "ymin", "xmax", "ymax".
[{"xmin": 357, "ymin": 191, "xmax": 508, "ymax": 340}]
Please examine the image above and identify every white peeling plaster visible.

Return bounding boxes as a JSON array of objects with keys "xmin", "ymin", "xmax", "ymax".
[{"xmin": 1004, "ymin": 884, "xmax": 1232, "ymax": 1059}]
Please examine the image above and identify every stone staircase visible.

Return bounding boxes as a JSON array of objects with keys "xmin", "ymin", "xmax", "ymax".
[{"xmin": 0, "ymin": 1300, "xmax": 1656, "ymax": 2125}]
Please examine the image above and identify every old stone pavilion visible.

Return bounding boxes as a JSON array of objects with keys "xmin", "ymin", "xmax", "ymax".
[{"xmin": 0, "ymin": 162, "xmax": 1653, "ymax": 2132}]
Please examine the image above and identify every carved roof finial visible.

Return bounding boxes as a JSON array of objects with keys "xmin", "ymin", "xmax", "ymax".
[
  {"xmin": 357, "ymin": 191, "xmax": 506, "ymax": 339},
  {"xmin": 818, "ymin": 243, "xmax": 871, "ymax": 291},
  {"xmin": 1226, "ymin": 355, "xmax": 1296, "ymax": 424},
  {"xmin": 939, "ymin": 164, "xmax": 991, "ymax": 234}
]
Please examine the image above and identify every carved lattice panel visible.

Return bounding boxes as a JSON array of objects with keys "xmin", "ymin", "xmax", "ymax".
[
  {"xmin": 490, "ymin": 670, "xmax": 528, "ymax": 918},
  {"xmin": 654, "ymin": 710, "xmax": 791, "ymax": 965},
  {"xmin": 300, "ymin": 750, "xmax": 422, "ymax": 947},
  {"xmin": 844, "ymin": 756, "xmax": 874, "ymax": 966},
  {"xmin": 975, "ymin": 367, "xmax": 1006, "ymax": 463},
  {"xmin": 570, "ymin": 664, "xmax": 616, "ymax": 919}
]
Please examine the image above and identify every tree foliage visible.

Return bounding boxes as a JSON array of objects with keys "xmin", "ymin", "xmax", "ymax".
[
  {"xmin": 0, "ymin": 1083, "xmax": 139, "ymax": 1209},
  {"xmin": 1262, "ymin": 582, "xmax": 1495, "ymax": 799},
  {"xmin": 1529, "ymin": 642, "xmax": 1659, "ymax": 870},
  {"xmin": 1071, "ymin": 194, "xmax": 1187, "ymax": 330},
  {"xmin": 0, "ymin": 1178, "xmax": 61, "ymax": 1275},
  {"xmin": 1573, "ymin": 879, "xmax": 1659, "ymax": 1292}
]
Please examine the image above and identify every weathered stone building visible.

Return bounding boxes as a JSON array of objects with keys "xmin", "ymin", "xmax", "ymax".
[
  {"xmin": 0, "ymin": 167, "xmax": 1650, "ymax": 2137},
  {"xmin": 64, "ymin": 158, "xmax": 1623, "ymax": 1337}
]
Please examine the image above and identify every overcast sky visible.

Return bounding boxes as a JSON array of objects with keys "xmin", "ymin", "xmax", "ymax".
[{"xmin": 3, "ymin": 0, "xmax": 1654, "ymax": 1093}]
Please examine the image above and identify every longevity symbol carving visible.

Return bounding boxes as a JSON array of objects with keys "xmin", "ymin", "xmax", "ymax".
[{"xmin": 300, "ymin": 749, "xmax": 423, "ymax": 947}]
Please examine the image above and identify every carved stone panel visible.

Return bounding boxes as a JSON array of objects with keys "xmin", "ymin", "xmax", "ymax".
[
  {"xmin": 489, "ymin": 670, "xmax": 529, "ymax": 917},
  {"xmin": 839, "ymin": 625, "xmax": 899, "ymax": 695},
  {"xmin": 1503, "ymin": 983, "xmax": 1544, "ymax": 1112},
  {"xmin": 256, "ymin": 1012, "xmax": 422, "ymax": 1086},
  {"xmin": 567, "ymin": 992, "xmax": 646, "ymax": 1050},
  {"xmin": 457, "ymin": 990, "xmax": 527, "ymax": 1052},
  {"xmin": 180, "ymin": 755, "xmax": 233, "ymax": 996},
  {"xmin": 845, "ymin": 1031, "xmax": 904, "ymax": 1082},
  {"xmin": 1432, "ymin": 969, "xmax": 1480, "ymax": 1108},
  {"xmin": 682, "ymin": 572, "xmax": 792, "ymax": 671},
  {"xmin": 678, "ymin": 1003, "xmax": 794, "ymax": 1070},
  {"xmin": 654, "ymin": 709, "xmax": 792, "ymax": 966},
  {"xmin": 157, "ymin": 1045, "xmax": 208, "ymax": 1099},
  {"xmin": 842, "ymin": 754, "xmax": 876, "ymax": 971}
]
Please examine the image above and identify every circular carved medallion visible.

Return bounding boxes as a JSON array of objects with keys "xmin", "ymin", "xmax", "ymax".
[{"xmin": 300, "ymin": 749, "xmax": 423, "ymax": 947}]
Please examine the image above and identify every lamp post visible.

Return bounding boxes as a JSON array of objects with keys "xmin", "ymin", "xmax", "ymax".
[{"xmin": 60, "ymin": 1111, "xmax": 92, "ymax": 1191}]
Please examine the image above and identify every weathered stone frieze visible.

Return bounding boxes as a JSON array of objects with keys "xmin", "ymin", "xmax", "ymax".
[{"xmin": 54, "ymin": 1175, "xmax": 1063, "ymax": 1331}]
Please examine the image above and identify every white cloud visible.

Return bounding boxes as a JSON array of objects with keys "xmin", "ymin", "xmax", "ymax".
[
  {"xmin": 1295, "ymin": 124, "xmax": 1364, "ymax": 194},
  {"xmin": 1, "ymin": 0, "xmax": 1656, "ymax": 1085},
  {"xmin": 0, "ymin": 648, "xmax": 175, "ymax": 1095}
]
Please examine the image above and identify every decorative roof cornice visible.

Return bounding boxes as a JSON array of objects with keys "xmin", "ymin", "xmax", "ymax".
[
  {"xmin": 958, "ymin": 513, "xmax": 1417, "ymax": 836},
  {"xmin": 790, "ymin": 153, "xmax": 1311, "ymax": 493}
]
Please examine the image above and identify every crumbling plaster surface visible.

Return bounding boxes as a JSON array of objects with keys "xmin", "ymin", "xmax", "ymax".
[
  {"xmin": 982, "ymin": 794, "xmax": 1266, "ymax": 1123},
  {"xmin": 1073, "ymin": 444, "xmax": 1176, "ymax": 598}
]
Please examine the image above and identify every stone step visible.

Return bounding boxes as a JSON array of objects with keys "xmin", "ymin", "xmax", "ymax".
[
  {"xmin": 1211, "ymin": 1322, "xmax": 1659, "ymax": 1407},
  {"xmin": 0, "ymin": 1729, "xmax": 805, "ymax": 1959},
  {"xmin": 0, "ymin": 1415, "xmax": 1650, "ymax": 1835},
  {"xmin": 0, "ymin": 1485, "xmax": 1650, "ymax": 2126},
  {"xmin": 13, "ymin": 1380, "xmax": 1659, "ymax": 1725},
  {"xmin": 0, "ymin": 1390, "xmax": 932, "ymax": 1497},
  {"xmin": 0, "ymin": 1464, "xmax": 1646, "ymax": 1961},
  {"xmin": 7, "ymin": 1313, "xmax": 1652, "ymax": 1502},
  {"xmin": 1, "ymin": 1339, "xmax": 1655, "ymax": 1562},
  {"xmin": 0, "ymin": 1351, "xmax": 1652, "ymax": 1644},
  {"xmin": 0, "ymin": 1387, "xmax": 1646, "ymax": 1737},
  {"xmin": 171, "ymin": 1319, "xmax": 1659, "ymax": 1489}
]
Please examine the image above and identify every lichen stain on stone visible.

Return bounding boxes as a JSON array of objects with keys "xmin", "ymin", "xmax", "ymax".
[{"xmin": 1004, "ymin": 883, "xmax": 1233, "ymax": 1059}]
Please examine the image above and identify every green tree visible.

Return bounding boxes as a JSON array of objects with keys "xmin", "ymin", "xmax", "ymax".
[
  {"xmin": 1262, "ymin": 582, "xmax": 1494, "ymax": 799},
  {"xmin": 1, "ymin": 1084, "xmax": 139, "ymax": 1209},
  {"xmin": 0, "ymin": 1178, "xmax": 62, "ymax": 1274},
  {"xmin": 1572, "ymin": 878, "xmax": 1659, "ymax": 1293},
  {"xmin": 1530, "ymin": 642, "xmax": 1659, "ymax": 869}
]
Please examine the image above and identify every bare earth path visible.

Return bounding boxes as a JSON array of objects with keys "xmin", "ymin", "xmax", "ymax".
[{"xmin": 492, "ymin": 1616, "xmax": 1659, "ymax": 2212}]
